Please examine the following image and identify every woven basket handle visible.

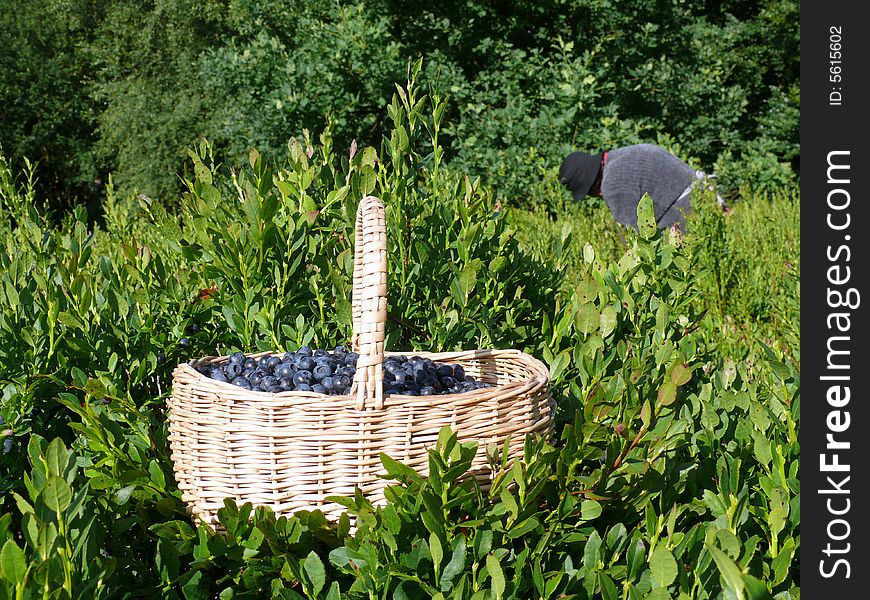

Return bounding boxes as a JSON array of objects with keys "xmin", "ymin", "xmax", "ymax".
[{"xmin": 350, "ymin": 196, "xmax": 387, "ymax": 410}]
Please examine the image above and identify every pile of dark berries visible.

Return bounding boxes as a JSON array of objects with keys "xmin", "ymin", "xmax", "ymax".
[
  {"xmin": 382, "ymin": 354, "xmax": 492, "ymax": 396},
  {"xmin": 197, "ymin": 346, "xmax": 493, "ymax": 396}
]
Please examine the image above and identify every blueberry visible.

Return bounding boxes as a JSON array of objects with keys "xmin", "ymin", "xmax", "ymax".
[
  {"xmin": 293, "ymin": 371, "xmax": 312, "ymax": 386},
  {"xmin": 232, "ymin": 377, "xmax": 252, "ymax": 389},
  {"xmin": 266, "ymin": 386, "xmax": 283, "ymax": 393},
  {"xmin": 101, "ymin": 397, "xmax": 111, "ymax": 405},
  {"xmin": 313, "ymin": 349, "xmax": 330, "ymax": 359},
  {"xmin": 344, "ymin": 352, "xmax": 359, "ymax": 367},
  {"xmin": 334, "ymin": 345, "xmax": 348, "ymax": 356},
  {"xmin": 392, "ymin": 370, "xmax": 406, "ymax": 384},
  {"xmin": 314, "ymin": 364, "xmax": 333, "ymax": 381},
  {"xmin": 439, "ymin": 376, "xmax": 457, "ymax": 389},
  {"xmin": 297, "ymin": 346, "xmax": 313, "ymax": 357},
  {"xmin": 297, "ymin": 357, "xmax": 315, "ymax": 372},
  {"xmin": 248, "ymin": 372, "xmax": 263, "ymax": 386},
  {"xmin": 436, "ymin": 364, "xmax": 453, "ymax": 378},
  {"xmin": 157, "ymin": 353, "xmax": 166, "ymax": 365},
  {"xmin": 453, "ymin": 365, "xmax": 465, "ymax": 380},
  {"xmin": 3, "ymin": 439, "xmax": 12, "ymax": 454},
  {"xmin": 420, "ymin": 386, "xmax": 435, "ymax": 396},
  {"xmin": 229, "ymin": 352, "xmax": 246, "ymax": 364},
  {"xmin": 278, "ymin": 377, "xmax": 293, "ymax": 388},
  {"xmin": 422, "ymin": 376, "xmax": 439, "ymax": 389},
  {"xmin": 311, "ymin": 384, "xmax": 327, "ymax": 394},
  {"xmin": 334, "ymin": 374, "xmax": 351, "ymax": 389},
  {"xmin": 243, "ymin": 358, "xmax": 258, "ymax": 370},
  {"xmin": 296, "ymin": 383, "xmax": 313, "ymax": 392},
  {"xmin": 337, "ymin": 365, "xmax": 356, "ymax": 378},
  {"xmin": 225, "ymin": 362, "xmax": 242, "ymax": 378},
  {"xmin": 274, "ymin": 363, "xmax": 294, "ymax": 378},
  {"xmin": 187, "ymin": 323, "xmax": 199, "ymax": 334},
  {"xmin": 179, "ymin": 337, "xmax": 191, "ymax": 349},
  {"xmin": 210, "ymin": 368, "xmax": 228, "ymax": 382},
  {"xmin": 260, "ymin": 375, "xmax": 278, "ymax": 388},
  {"xmin": 321, "ymin": 376, "xmax": 335, "ymax": 390}
]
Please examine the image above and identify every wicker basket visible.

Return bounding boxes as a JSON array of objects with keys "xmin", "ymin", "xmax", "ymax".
[{"xmin": 168, "ymin": 195, "xmax": 553, "ymax": 526}]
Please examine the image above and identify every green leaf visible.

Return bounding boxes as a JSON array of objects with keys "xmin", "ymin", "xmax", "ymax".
[
  {"xmin": 45, "ymin": 437, "xmax": 70, "ymax": 478},
  {"xmin": 380, "ymin": 453, "xmax": 421, "ymax": 483},
  {"xmin": 706, "ymin": 543, "xmax": 745, "ymax": 598},
  {"xmin": 84, "ymin": 378, "xmax": 107, "ymax": 398},
  {"xmin": 771, "ymin": 537, "xmax": 796, "ymax": 586},
  {"xmin": 600, "ymin": 305, "xmax": 617, "ymax": 338},
  {"xmin": 115, "ymin": 484, "xmax": 137, "ymax": 506},
  {"xmin": 743, "ymin": 574, "xmax": 773, "ymax": 600},
  {"xmin": 0, "ymin": 540, "xmax": 27, "ymax": 584},
  {"xmin": 329, "ymin": 546, "xmax": 369, "ymax": 571},
  {"xmin": 486, "ymin": 554, "xmax": 505, "ymax": 600},
  {"xmin": 440, "ymin": 535, "xmax": 466, "ymax": 591},
  {"xmin": 583, "ymin": 530, "xmax": 602, "ymax": 570},
  {"xmin": 658, "ymin": 380, "xmax": 677, "ymax": 406},
  {"xmin": 473, "ymin": 529, "xmax": 493, "ymax": 560},
  {"xmin": 42, "ymin": 476, "xmax": 72, "ymax": 513},
  {"xmin": 654, "ymin": 301, "xmax": 670, "ymax": 337},
  {"xmin": 575, "ymin": 278, "xmax": 600, "ymax": 304},
  {"xmin": 182, "ymin": 570, "xmax": 208, "ymax": 600},
  {"xmin": 430, "ymin": 532, "xmax": 444, "ymax": 578},
  {"xmin": 650, "ymin": 546, "xmax": 678, "ymax": 587},
  {"xmin": 325, "ymin": 581, "xmax": 341, "ymax": 600},
  {"xmin": 580, "ymin": 500, "xmax": 602, "ymax": 521},
  {"xmin": 35, "ymin": 522, "xmax": 58, "ymax": 561},
  {"xmin": 574, "ymin": 303, "xmax": 600, "ymax": 335},
  {"xmin": 149, "ymin": 461, "xmax": 166, "ymax": 488},
  {"xmin": 456, "ymin": 259, "xmax": 481, "ymax": 300},
  {"xmin": 767, "ymin": 360, "xmax": 791, "ymax": 381},
  {"xmin": 637, "ymin": 194, "xmax": 657, "ymax": 237},
  {"xmin": 489, "ymin": 256, "xmax": 509, "ymax": 274},
  {"xmin": 670, "ymin": 363, "xmax": 692, "ymax": 386},
  {"xmin": 640, "ymin": 399, "xmax": 652, "ymax": 428},
  {"xmin": 303, "ymin": 551, "xmax": 326, "ymax": 597}
]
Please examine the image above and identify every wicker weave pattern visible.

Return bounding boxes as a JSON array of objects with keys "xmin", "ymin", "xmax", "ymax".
[
  {"xmin": 351, "ymin": 195, "xmax": 387, "ymax": 410},
  {"xmin": 168, "ymin": 196, "xmax": 554, "ymax": 526}
]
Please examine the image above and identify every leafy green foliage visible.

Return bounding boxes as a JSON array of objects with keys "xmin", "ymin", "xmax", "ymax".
[
  {"xmin": 1, "ymin": 76, "xmax": 799, "ymax": 597},
  {"xmin": 1, "ymin": 1, "xmax": 798, "ymax": 209}
]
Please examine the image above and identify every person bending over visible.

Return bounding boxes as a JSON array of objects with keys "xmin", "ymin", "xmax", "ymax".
[{"xmin": 559, "ymin": 143, "xmax": 728, "ymax": 232}]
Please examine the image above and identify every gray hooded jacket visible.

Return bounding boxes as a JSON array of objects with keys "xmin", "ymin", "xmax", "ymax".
[{"xmin": 600, "ymin": 144, "xmax": 695, "ymax": 230}]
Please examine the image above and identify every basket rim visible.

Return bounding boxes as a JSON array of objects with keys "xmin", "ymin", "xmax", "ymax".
[{"xmin": 171, "ymin": 348, "xmax": 551, "ymax": 410}]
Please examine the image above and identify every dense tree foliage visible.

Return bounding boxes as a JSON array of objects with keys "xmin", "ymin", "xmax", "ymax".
[{"xmin": 0, "ymin": 0, "xmax": 798, "ymax": 212}]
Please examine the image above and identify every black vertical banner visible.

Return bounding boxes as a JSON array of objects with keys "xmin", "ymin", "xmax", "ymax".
[{"xmin": 801, "ymin": 1, "xmax": 870, "ymax": 595}]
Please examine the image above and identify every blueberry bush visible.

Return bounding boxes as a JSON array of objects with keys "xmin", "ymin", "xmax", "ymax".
[{"xmin": 0, "ymin": 74, "xmax": 799, "ymax": 598}]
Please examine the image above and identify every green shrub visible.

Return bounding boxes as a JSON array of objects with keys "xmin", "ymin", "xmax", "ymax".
[
  {"xmin": 0, "ymin": 77, "xmax": 799, "ymax": 598},
  {"xmin": 1, "ymin": 1, "xmax": 799, "ymax": 209}
]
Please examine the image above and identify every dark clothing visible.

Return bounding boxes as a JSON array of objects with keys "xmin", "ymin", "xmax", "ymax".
[{"xmin": 600, "ymin": 144, "xmax": 694, "ymax": 230}]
